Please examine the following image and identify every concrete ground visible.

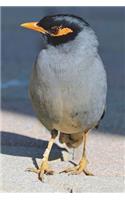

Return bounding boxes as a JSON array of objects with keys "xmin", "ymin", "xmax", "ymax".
[
  {"xmin": 0, "ymin": 108, "xmax": 125, "ymax": 192},
  {"xmin": 1, "ymin": 7, "xmax": 125, "ymax": 192}
]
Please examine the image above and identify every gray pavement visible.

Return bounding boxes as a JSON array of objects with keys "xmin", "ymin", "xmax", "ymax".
[
  {"xmin": 1, "ymin": 7, "xmax": 125, "ymax": 192},
  {"xmin": 0, "ymin": 154, "xmax": 124, "ymax": 192},
  {"xmin": 1, "ymin": 110, "xmax": 124, "ymax": 192}
]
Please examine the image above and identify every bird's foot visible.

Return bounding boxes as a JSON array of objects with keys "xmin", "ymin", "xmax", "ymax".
[
  {"xmin": 60, "ymin": 157, "xmax": 93, "ymax": 176},
  {"xmin": 25, "ymin": 159, "xmax": 54, "ymax": 181}
]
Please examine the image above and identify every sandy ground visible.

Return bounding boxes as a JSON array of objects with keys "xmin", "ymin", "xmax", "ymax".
[{"xmin": 1, "ymin": 7, "xmax": 125, "ymax": 192}]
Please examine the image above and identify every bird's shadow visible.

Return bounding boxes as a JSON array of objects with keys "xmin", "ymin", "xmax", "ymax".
[{"xmin": 1, "ymin": 131, "xmax": 68, "ymax": 169}]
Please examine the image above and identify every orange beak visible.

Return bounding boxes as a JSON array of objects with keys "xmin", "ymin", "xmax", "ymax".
[{"xmin": 20, "ymin": 22, "xmax": 48, "ymax": 34}]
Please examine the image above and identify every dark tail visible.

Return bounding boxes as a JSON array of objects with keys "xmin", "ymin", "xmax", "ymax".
[{"xmin": 59, "ymin": 132, "xmax": 83, "ymax": 148}]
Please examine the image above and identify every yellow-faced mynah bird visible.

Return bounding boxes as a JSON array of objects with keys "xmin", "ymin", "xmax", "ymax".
[{"xmin": 21, "ymin": 14, "xmax": 107, "ymax": 181}]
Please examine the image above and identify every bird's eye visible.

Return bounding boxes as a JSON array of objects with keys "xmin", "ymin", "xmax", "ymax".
[{"xmin": 50, "ymin": 26, "xmax": 62, "ymax": 35}]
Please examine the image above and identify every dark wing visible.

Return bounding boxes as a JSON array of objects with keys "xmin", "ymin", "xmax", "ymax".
[{"xmin": 95, "ymin": 108, "xmax": 106, "ymax": 129}]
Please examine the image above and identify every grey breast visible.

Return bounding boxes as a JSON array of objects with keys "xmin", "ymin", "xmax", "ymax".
[{"xmin": 29, "ymin": 46, "xmax": 107, "ymax": 134}]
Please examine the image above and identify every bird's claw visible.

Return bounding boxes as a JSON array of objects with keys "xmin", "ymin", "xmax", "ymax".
[
  {"xmin": 60, "ymin": 157, "xmax": 94, "ymax": 176},
  {"xmin": 25, "ymin": 160, "xmax": 54, "ymax": 181}
]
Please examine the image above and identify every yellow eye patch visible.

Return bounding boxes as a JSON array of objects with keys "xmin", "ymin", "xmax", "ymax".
[{"xmin": 51, "ymin": 27, "xmax": 73, "ymax": 37}]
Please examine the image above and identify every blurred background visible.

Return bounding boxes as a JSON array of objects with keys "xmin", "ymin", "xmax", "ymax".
[
  {"xmin": 1, "ymin": 7, "xmax": 125, "ymax": 134},
  {"xmin": 1, "ymin": 7, "xmax": 125, "ymax": 192}
]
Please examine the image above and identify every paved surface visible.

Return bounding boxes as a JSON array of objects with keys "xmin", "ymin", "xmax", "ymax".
[
  {"xmin": 1, "ymin": 110, "xmax": 124, "ymax": 192},
  {"xmin": 1, "ymin": 7, "xmax": 125, "ymax": 192},
  {"xmin": 0, "ymin": 155, "xmax": 124, "ymax": 192}
]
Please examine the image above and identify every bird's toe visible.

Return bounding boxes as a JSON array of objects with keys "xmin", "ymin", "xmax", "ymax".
[{"xmin": 25, "ymin": 160, "xmax": 55, "ymax": 181}]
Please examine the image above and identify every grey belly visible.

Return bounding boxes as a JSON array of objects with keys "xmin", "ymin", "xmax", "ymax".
[{"xmin": 29, "ymin": 63, "xmax": 106, "ymax": 133}]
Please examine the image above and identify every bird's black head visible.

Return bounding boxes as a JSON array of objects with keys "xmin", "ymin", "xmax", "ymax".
[
  {"xmin": 21, "ymin": 14, "xmax": 89, "ymax": 46},
  {"xmin": 37, "ymin": 14, "xmax": 89, "ymax": 46}
]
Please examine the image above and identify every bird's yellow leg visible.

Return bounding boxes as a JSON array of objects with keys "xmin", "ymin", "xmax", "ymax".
[
  {"xmin": 26, "ymin": 129, "xmax": 58, "ymax": 181},
  {"xmin": 61, "ymin": 132, "xmax": 93, "ymax": 176}
]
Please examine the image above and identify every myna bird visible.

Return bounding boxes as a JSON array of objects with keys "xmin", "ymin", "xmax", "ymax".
[{"xmin": 21, "ymin": 14, "xmax": 107, "ymax": 181}]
